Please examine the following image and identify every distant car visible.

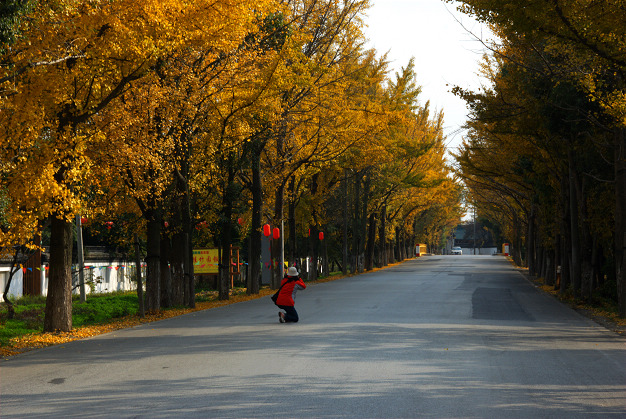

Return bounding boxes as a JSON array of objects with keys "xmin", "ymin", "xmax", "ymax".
[{"xmin": 451, "ymin": 246, "xmax": 462, "ymax": 255}]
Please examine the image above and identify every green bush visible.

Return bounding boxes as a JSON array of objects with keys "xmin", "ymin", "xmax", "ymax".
[{"xmin": 72, "ymin": 293, "xmax": 139, "ymax": 326}]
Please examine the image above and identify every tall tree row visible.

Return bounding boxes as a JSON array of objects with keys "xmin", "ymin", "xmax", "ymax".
[
  {"xmin": 1, "ymin": 0, "xmax": 463, "ymax": 331},
  {"xmin": 0, "ymin": 0, "xmax": 275, "ymax": 330},
  {"xmin": 449, "ymin": 0, "xmax": 626, "ymax": 316}
]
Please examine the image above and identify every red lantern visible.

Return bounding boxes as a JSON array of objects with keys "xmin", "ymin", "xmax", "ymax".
[
  {"xmin": 80, "ymin": 217, "xmax": 88, "ymax": 225},
  {"xmin": 319, "ymin": 232, "xmax": 324, "ymax": 241},
  {"xmin": 263, "ymin": 224, "xmax": 271, "ymax": 237},
  {"xmin": 273, "ymin": 227, "xmax": 280, "ymax": 240},
  {"xmin": 237, "ymin": 217, "xmax": 243, "ymax": 225},
  {"xmin": 105, "ymin": 221, "xmax": 114, "ymax": 230}
]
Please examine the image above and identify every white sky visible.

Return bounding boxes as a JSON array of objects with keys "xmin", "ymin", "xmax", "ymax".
[{"xmin": 363, "ymin": 0, "xmax": 494, "ymax": 150}]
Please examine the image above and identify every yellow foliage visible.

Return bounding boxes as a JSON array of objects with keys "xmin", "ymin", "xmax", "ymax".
[{"xmin": 0, "ymin": 0, "xmax": 276, "ymax": 248}]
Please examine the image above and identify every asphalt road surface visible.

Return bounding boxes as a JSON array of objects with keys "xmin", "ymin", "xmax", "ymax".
[{"xmin": 2, "ymin": 256, "xmax": 625, "ymax": 418}]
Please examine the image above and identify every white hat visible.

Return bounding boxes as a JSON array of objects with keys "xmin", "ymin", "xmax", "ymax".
[{"xmin": 287, "ymin": 266, "xmax": 299, "ymax": 277}]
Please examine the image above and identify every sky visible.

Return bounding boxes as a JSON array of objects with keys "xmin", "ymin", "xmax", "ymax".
[{"xmin": 363, "ymin": 0, "xmax": 495, "ymax": 150}]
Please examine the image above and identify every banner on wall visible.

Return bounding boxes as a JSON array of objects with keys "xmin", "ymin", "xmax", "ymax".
[{"xmin": 193, "ymin": 248, "xmax": 219, "ymax": 274}]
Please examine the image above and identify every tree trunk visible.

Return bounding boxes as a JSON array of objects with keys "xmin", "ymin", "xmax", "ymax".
[
  {"xmin": 43, "ymin": 216, "xmax": 73, "ymax": 332},
  {"xmin": 145, "ymin": 216, "xmax": 161, "ymax": 312},
  {"xmin": 560, "ymin": 173, "xmax": 572, "ymax": 294},
  {"xmin": 395, "ymin": 227, "xmax": 400, "ymax": 262},
  {"xmin": 615, "ymin": 127, "xmax": 626, "ymax": 317},
  {"xmin": 219, "ymin": 236, "xmax": 230, "ymax": 300},
  {"xmin": 134, "ymin": 233, "xmax": 145, "ymax": 318},
  {"xmin": 342, "ymin": 169, "xmax": 348, "ymax": 274},
  {"xmin": 561, "ymin": 235, "xmax": 571, "ymax": 294},
  {"xmin": 272, "ymin": 124, "xmax": 286, "ymax": 284},
  {"xmin": 185, "ymin": 231, "xmax": 194, "ymax": 308},
  {"xmin": 270, "ymin": 234, "xmax": 281, "ymax": 289},
  {"xmin": 351, "ymin": 172, "xmax": 361, "ymax": 274},
  {"xmin": 168, "ymin": 177, "xmax": 189, "ymax": 305},
  {"xmin": 309, "ymin": 173, "xmax": 320, "ymax": 281},
  {"xmin": 365, "ymin": 213, "xmax": 376, "ymax": 271},
  {"xmin": 179, "ymin": 176, "xmax": 195, "ymax": 308},
  {"xmin": 537, "ymin": 245, "xmax": 545, "ymax": 279},
  {"xmin": 160, "ymin": 229, "xmax": 172, "ymax": 308},
  {"xmin": 568, "ymin": 149, "xmax": 582, "ymax": 296},
  {"xmin": 514, "ymin": 230, "xmax": 524, "ymax": 267},
  {"xmin": 309, "ymin": 224, "xmax": 319, "ymax": 282},
  {"xmin": 272, "ymin": 183, "xmax": 285, "ymax": 288},
  {"xmin": 545, "ymin": 247, "xmax": 555, "ymax": 286},
  {"xmin": 170, "ymin": 231, "xmax": 185, "ymax": 306},
  {"xmin": 402, "ymin": 230, "xmax": 407, "ymax": 260},
  {"xmin": 219, "ymin": 168, "xmax": 235, "ymax": 300},
  {"xmin": 359, "ymin": 175, "xmax": 370, "ymax": 272},
  {"xmin": 552, "ymin": 233, "xmax": 561, "ymax": 288},
  {"xmin": 288, "ymin": 176, "xmax": 297, "ymax": 267},
  {"xmin": 322, "ymin": 231, "xmax": 329, "ymax": 276},
  {"xmin": 590, "ymin": 234, "xmax": 600, "ymax": 293},
  {"xmin": 527, "ymin": 203, "xmax": 536, "ymax": 276},
  {"xmin": 248, "ymin": 149, "xmax": 262, "ymax": 294},
  {"xmin": 579, "ymin": 176, "xmax": 593, "ymax": 300},
  {"xmin": 379, "ymin": 205, "xmax": 387, "ymax": 267}
]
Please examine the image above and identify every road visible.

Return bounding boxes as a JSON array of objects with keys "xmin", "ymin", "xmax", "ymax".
[{"xmin": 2, "ymin": 256, "xmax": 625, "ymax": 418}]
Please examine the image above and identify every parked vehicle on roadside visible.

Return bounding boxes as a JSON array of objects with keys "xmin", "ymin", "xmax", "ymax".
[{"xmin": 451, "ymin": 246, "xmax": 462, "ymax": 255}]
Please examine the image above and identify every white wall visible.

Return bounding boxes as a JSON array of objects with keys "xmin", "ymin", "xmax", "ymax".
[
  {"xmin": 460, "ymin": 247, "xmax": 498, "ymax": 255},
  {"xmin": 83, "ymin": 263, "xmax": 137, "ymax": 293},
  {"xmin": 1, "ymin": 262, "xmax": 139, "ymax": 301},
  {"xmin": 0, "ymin": 267, "xmax": 23, "ymax": 301}
]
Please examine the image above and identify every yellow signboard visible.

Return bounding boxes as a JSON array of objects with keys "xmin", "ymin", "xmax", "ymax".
[{"xmin": 193, "ymin": 248, "xmax": 219, "ymax": 274}]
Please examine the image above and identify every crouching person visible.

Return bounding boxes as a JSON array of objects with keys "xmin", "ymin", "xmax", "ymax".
[{"xmin": 277, "ymin": 267, "xmax": 306, "ymax": 323}]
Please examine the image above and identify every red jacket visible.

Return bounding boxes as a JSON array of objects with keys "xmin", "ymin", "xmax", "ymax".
[{"xmin": 275, "ymin": 276, "xmax": 306, "ymax": 306}]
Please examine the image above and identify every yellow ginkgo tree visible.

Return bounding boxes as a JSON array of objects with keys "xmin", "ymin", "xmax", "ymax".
[{"xmin": 0, "ymin": 0, "xmax": 273, "ymax": 331}]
